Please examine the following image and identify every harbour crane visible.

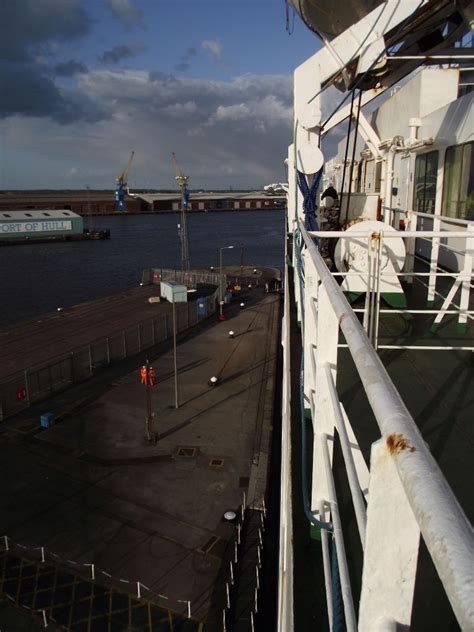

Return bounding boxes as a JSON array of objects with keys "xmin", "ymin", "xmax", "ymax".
[
  {"xmin": 171, "ymin": 152, "xmax": 190, "ymax": 271},
  {"xmin": 115, "ymin": 150, "xmax": 135, "ymax": 211}
]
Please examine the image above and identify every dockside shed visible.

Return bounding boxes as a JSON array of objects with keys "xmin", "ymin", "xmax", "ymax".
[{"xmin": 0, "ymin": 210, "xmax": 83, "ymax": 239}]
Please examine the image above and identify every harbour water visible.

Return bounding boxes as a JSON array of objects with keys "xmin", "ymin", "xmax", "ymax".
[{"xmin": 0, "ymin": 210, "xmax": 285, "ymax": 326}]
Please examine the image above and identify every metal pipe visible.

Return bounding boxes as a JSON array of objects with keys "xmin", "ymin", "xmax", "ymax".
[
  {"xmin": 373, "ymin": 235, "xmax": 382, "ymax": 350},
  {"xmin": 300, "ymin": 222, "xmax": 474, "ymax": 629},
  {"xmin": 319, "ymin": 500, "xmax": 334, "ymax": 631},
  {"xmin": 324, "ymin": 365, "xmax": 367, "ymax": 547},
  {"xmin": 321, "ymin": 434, "xmax": 357, "ymax": 631},
  {"xmin": 308, "ymin": 230, "xmax": 471, "ymax": 238},
  {"xmin": 173, "ymin": 301, "xmax": 178, "ymax": 408}
]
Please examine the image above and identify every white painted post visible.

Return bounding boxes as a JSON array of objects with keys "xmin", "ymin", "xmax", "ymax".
[
  {"xmin": 41, "ymin": 547, "xmax": 45, "ymax": 563},
  {"xmin": 303, "ymin": 249, "xmax": 319, "ymax": 406},
  {"xmin": 458, "ymin": 224, "xmax": 473, "ymax": 328},
  {"xmin": 358, "ymin": 438, "xmax": 420, "ymax": 630},
  {"xmin": 137, "ymin": 582, "xmax": 141, "ymax": 598},
  {"xmin": 3, "ymin": 535, "xmax": 9, "ymax": 551},
  {"xmin": 229, "ymin": 561, "xmax": 234, "ymax": 585},
  {"xmin": 405, "ymin": 210, "xmax": 416, "ymax": 284},
  {"xmin": 42, "ymin": 609, "xmax": 48, "ymax": 628},
  {"xmin": 311, "ymin": 280, "xmax": 339, "ymax": 515},
  {"xmin": 226, "ymin": 582, "xmax": 230, "ymax": 609},
  {"xmin": 428, "ymin": 215, "xmax": 440, "ymax": 304}
]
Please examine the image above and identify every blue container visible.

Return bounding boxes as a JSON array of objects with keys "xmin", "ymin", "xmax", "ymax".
[
  {"xmin": 40, "ymin": 412, "xmax": 55, "ymax": 428},
  {"xmin": 197, "ymin": 297, "xmax": 206, "ymax": 317}
]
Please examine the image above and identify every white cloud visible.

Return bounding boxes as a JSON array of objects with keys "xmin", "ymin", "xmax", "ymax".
[
  {"xmin": 1, "ymin": 69, "xmax": 294, "ymax": 189},
  {"xmin": 107, "ymin": 0, "xmax": 143, "ymax": 26},
  {"xmin": 162, "ymin": 101, "xmax": 197, "ymax": 117},
  {"xmin": 202, "ymin": 40, "xmax": 222, "ymax": 63},
  {"xmin": 210, "ymin": 103, "xmax": 250, "ymax": 123}
]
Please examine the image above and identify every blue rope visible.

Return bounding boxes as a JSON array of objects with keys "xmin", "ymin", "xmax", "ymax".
[
  {"xmin": 331, "ymin": 538, "xmax": 345, "ymax": 632},
  {"xmin": 297, "ymin": 169, "xmax": 323, "ymax": 242}
]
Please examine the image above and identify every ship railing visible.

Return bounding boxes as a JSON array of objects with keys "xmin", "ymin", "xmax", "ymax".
[
  {"xmin": 288, "ymin": 221, "xmax": 474, "ymax": 631},
  {"xmin": 306, "ymin": 224, "xmax": 474, "ymax": 350}
]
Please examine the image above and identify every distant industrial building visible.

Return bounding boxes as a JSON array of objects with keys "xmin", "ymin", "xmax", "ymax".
[
  {"xmin": 0, "ymin": 191, "xmax": 285, "ymax": 216},
  {"xmin": 0, "ymin": 209, "xmax": 83, "ymax": 240},
  {"xmin": 135, "ymin": 192, "xmax": 286, "ymax": 212}
]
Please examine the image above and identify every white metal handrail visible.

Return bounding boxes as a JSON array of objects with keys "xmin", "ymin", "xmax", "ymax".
[{"xmin": 298, "ymin": 221, "xmax": 474, "ymax": 629}]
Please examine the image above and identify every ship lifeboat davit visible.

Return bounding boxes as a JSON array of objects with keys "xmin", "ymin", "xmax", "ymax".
[{"xmin": 287, "ymin": 0, "xmax": 384, "ymax": 40}]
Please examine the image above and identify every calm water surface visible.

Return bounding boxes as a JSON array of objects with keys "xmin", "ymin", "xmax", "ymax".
[{"xmin": 0, "ymin": 211, "xmax": 285, "ymax": 325}]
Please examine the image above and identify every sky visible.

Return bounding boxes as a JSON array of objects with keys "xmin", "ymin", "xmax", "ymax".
[{"xmin": 0, "ymin": 0, "xmax": 326, "ymax": 191}]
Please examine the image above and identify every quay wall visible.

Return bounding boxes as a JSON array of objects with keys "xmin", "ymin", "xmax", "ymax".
[{"xmin": 0, "ymin": 289, "xmax": 218, "ymax": 421}]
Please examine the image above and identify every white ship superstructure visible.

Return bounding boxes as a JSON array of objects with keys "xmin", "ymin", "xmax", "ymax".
[{"xmin": 279, "ymin": 1, "xmax": 474, "ymax": 630}]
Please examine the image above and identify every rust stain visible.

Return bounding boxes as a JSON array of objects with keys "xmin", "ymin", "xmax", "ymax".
[{"xmin": 386, "ymin": 433, "xmax": 416, "ymax": 455}]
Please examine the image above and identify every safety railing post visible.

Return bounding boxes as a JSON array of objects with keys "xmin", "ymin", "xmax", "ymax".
[
  {"xmin": 405, "ymin": 209, "xmax": 416, "ymax": 284},
  {"xmin": 359, "ymin": 438, "xmax": 420, "ymax": 629},
  {"xmin": 427, "ymin": 215, "xmax": 440, "ymax": 305},
  {"xmin": 459, "ymin": 224, "xmax": 473, "ymax": 330},
  {"xmin": 310, "ymin": 277, "xmax": 339, "ymax": 516}
]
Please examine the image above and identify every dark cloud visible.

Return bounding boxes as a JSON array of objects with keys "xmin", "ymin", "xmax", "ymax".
[
  {"xmin": 0, "ymin": 60, "xmax": 109, "ymax": 124},
  {"xmin": 54, "ymin": 60, "xmax": 88, "ymax": 77},
  {"xmin": 148, "ymin": 70, "xmax": 179, "ymax": 85},
  {"xmin": 106, "ymin": 0, "xmax": 143, "ymax": 26},
  {"xmin": 0, "ymin": 0, "xmax": 91, "ymax": 63},
  {"xmin": 0, "ymin": 0, "xmax": 98, "ymax": 123},
  {"xmin": 175, "ymin": 47, "xmax": 197, "ymax": 72},
  {"xmin": 97, "ymin": 44, "xmax": 146, "ymax": 64}
]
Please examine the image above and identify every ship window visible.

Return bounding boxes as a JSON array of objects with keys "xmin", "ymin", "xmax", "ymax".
[
  {"xmin": 374, "ymin": 161, "xmax": 382, "ymax": 193},
  {"xmin": 414, "ymin": 151, "xmax": 438, "ymax": 214},
  {"xmin": 25, "ymin": 213, "xmax": 32, "ymax": 217},
  {"xmin": 442, "ymin": 142, "xmax": 474, "ymax": 220},
  {"xmin": 43, "ymin": 212, "xmax": 50, "ymax": 216},
  {"xmin": 362, "ymin": 160, "xmax": 375, "ymax": 192}
]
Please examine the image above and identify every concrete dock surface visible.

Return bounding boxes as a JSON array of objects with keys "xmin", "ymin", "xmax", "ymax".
[{"xmin": 0, "ymin": 272, "xmax": 281, "ymax": 630}]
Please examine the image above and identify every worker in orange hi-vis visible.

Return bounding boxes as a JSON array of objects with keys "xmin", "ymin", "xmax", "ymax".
[{"xmin": 140, "ymin": 360, "xmax": 157, "ymax": 442}]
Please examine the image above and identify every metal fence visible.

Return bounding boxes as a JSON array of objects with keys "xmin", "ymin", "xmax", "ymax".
[
  {"xmin": 142, "ymin": 267, "xmax": 222, "ymax": 288},
  {"xmin": 279, "ymin": 221, "xmax": 474, "ymax": 631},
  {"xmin": 0, "ymin": 291, "xmax": 218, "ymax": 421}
]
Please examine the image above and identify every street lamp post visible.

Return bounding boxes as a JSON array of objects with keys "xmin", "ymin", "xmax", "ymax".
[{"xmin": 219, "ymin": 245, "xmax": 234, "ymax": 320}]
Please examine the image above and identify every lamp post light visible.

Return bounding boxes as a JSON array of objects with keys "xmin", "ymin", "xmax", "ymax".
[{"xmin": 219, "ymin": 245, "xmax": 234, "ymax": 320}]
